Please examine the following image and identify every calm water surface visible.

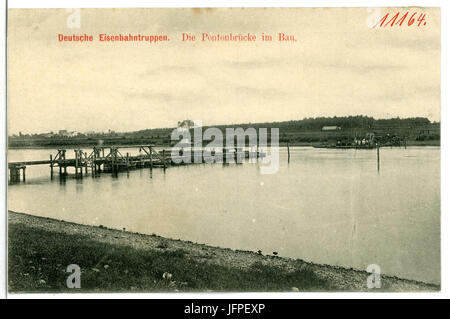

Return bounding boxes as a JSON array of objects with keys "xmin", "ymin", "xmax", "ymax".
[{"xmin": 8, "ymin": 146, "xmax": 440, "ymax": 284}]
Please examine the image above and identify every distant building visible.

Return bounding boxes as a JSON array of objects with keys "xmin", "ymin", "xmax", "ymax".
[{"xmin": 322, "ymin": 126, "xmax": 341, "ymax": 131}]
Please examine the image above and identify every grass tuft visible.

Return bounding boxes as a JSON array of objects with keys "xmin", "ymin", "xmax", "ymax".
[{"xmin": 8, "ymin": 223, "xmax": 331, "ymax": 292}]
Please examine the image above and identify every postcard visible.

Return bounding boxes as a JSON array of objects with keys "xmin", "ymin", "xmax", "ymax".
[{"xmin": 6, "ymin": 7, "xmax": 441, "ymax": 294}]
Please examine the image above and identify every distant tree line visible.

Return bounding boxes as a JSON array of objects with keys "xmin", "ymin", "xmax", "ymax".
[
  {"xmin": 222, "ymin": 116, "xmax": 432, "ymax": 130},
  {"xmin": 8, "ymin": 116, "xmax": 438, "ymax": 147}
]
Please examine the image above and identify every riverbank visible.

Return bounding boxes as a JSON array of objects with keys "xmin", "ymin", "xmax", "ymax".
[{"xmin": 8, "ymin": 211, "xmax": 439, "ymax": 293}]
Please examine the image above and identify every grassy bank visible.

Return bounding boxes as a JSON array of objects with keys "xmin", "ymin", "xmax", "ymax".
[{"xmin": 8, "ymin": 211, "xmax": 439, "ymax": 293}]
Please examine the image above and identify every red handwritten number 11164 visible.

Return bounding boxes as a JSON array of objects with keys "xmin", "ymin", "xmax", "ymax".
[{"xmin": 373, "ymin": 11, "xmax": 427, "ymax": 28}]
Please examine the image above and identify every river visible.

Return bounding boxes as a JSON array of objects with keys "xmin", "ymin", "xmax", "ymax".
[{"xmin": 7, "ymin": 146, "xmax": 441, "ymax": 284}]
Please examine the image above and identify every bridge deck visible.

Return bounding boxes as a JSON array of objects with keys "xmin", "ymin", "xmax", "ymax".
[
  {"xmin": 9, "ymin": 160, "xmax": 56, "ymax": 167},
  {"xmin": 8, "ymin": 146, "xmax": 266, "ymax": 183}
]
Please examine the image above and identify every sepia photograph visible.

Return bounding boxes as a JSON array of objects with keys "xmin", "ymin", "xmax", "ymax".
[{"xmin": 4, "ymin": 4, "xmax": 443, "ymax": 298}]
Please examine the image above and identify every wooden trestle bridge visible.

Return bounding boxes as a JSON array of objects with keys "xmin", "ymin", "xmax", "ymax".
[{"xmin": 8, "ymin": 145, "xmax": 265, "ymax": 183}]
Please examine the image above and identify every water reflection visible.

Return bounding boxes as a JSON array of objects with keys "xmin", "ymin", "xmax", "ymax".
[{"xmin": 7, "ymin": 146, "xmax": 440, "ymax": 284}]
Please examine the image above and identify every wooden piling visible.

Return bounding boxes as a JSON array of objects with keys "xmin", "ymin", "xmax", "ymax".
[
  {"xmin": 9, "ymin": 167, "xmax": 20, "ymax": 183},
  {"xmin": 92, "ymin": 150, "xmax": 96, "ymax": 176},
  {"xmin": 163, "ymin": 149, "xmax": 166, "ymax": 170},
  {"xmin": 75, "ymin": 150, "xmax": 79, "ymax": 178},
  {"xmin": 377, "ymin": 144, "xmax": 380, "ymax": 172},
  {"xmin": 111, "ymin": 148, "xmax": 115, "ymax": 175},
  {"xmin": 85, "ymin": 152, "xmax": 88, "ymax": 174},
  {"xmin": 96, "ymin": 148, "xmax": 101, "ymax": 174},
  {"xmin": 58, "ymin": 151, "xmax": 62, "ymax": 176},
  {"xmin": 150, "ymin": 146, "xmax": 153, "ymax": 170},
  {"xmin": 63, "ymin": 153, "xmax": 67, "ymax": 174},
  {"xmin": 22, "ymin": 166, "xmax": 26, "ymax": 182},
  {"xmin": 115, "ymin": 149, "xmax": 118, "ymax": 174},
  {"xmin": 79, "ymin": 152, "xmax": 83, "ymax": 178},
  {"xmin": 287, "ymin": 142, "xmax": 290, "ymax": 163},
  {"xmin": 62, "ymin": 150, "xmax": 67, "ymax": 175},
  {"xmin": 50, "ymin": 154, "xmax": 54, "ymax": 179},
  {"xmin": 126, "ymin": 152, "xmax": 130, "ymax": 173}
]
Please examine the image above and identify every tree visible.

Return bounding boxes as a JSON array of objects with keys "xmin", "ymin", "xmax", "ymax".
[{"xmin": 177, "ymin": 119, "xmax": 195, "ymax": 129}]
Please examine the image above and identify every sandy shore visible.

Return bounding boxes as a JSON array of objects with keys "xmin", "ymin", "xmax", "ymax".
[{"xmin": 8, "ymin": 210, "xmax": 439, "ymax": 292}]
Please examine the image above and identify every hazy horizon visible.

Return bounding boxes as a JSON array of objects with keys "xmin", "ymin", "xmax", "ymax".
[{"xmin": 8, "ymin": 8, "xmax": 441, "ymax": 134}]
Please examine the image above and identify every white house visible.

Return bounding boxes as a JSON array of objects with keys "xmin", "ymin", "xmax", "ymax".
[{"xmin": 322, "ymin": 126, "xmax": 342, "ymax": 131}]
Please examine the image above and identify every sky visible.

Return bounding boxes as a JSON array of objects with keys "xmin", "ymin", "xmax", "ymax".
[{"xmin": 7, "ymin": 8, "xmax": 441, "ymax": 134}]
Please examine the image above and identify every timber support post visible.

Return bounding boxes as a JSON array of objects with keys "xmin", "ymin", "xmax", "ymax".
[
  {"xmin": 85, "ymin": 152, "xmax": 88, "ymax": 174},
  {"xmin": 111, "ymin": 148, "xmax": 115, "ymax": 175},
  {"xmin": 59, "ymin": 155, "xmax": 62, "ymax": 176},
  {"xmin": 92, "ymin": 148, "xmax": 96, "ymax": 177},
  {"xmin": 61, "ymin": 149, "xmax": 67, "ymax": 176},
  {"xmin": 287, "ymin": 142, "xmax": 290, "ymax": 163},
  {"xmin": 150, "ymin": 146, "xmax": 153, "ymax": 170},
  {"xmin": 377, "ymin": 143, "xmax": 380, "ymax": 173},
  {"xmin": 9, "ymin": 166, "xmax": 20, "ymax": 183},
  {"xmin": 163, "ymin": 149, "xmax": 166, "ymax": 170},
  {"xmin": 126, "ymin": 152, "xmax": 130, "ymax": 173},
  {"xmin": 96, "ymin": 148, "xmax": 102, "ymax": 174},
  {"xmin": 75, "ymin": 150, "xmax": 79, "ymax": 178},
  {"xmin": 50, "ymin": 154, "xmax": 54, "ymax": 179}
]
